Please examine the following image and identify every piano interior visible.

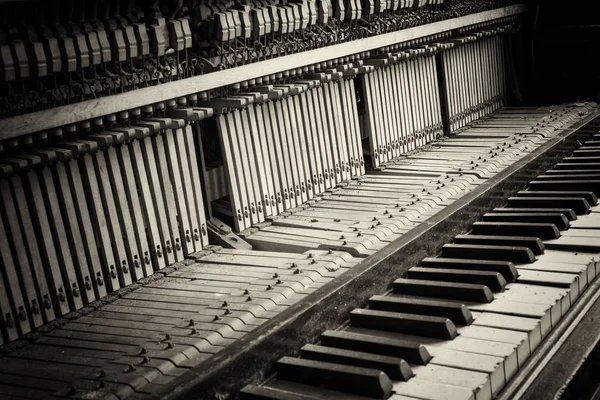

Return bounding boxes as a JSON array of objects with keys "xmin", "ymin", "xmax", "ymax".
[{"xmin": 0, "ymin": 1, "xmax": 599, "ymax": 399}]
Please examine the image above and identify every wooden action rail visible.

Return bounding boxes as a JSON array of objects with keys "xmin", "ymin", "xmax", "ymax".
[{"xmin": 0, "ymin": 5, "xmax": 527, "ymax": 142}]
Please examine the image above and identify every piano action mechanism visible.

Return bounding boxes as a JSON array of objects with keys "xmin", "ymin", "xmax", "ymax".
[{"xmin": 0, "ymin": 0, "xmax": 598, "ymax": 399}]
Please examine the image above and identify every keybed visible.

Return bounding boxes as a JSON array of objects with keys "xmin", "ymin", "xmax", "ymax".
[{"xmin": 0, "ymin": 118, "xmax": 208, "ymax": 344}]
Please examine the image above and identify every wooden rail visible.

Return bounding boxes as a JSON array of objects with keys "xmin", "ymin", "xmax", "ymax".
[{"xmin": 0, "ymin": 4, "xmax": 527, "ymax": 141}]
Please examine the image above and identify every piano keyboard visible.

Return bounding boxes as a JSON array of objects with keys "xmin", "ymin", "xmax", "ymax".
[{"xmin": 239, "ymin": 126, "xmax": 600, "ymax": 399}]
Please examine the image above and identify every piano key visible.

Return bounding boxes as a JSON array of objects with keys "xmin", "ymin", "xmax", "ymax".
[
  {"xmin": 517, "ymin": 190, "xmax": 597, "ymax": 206},
  {"xmin": 554, "ymin": 162, "xmax": 600, "ymax": 170},
  {"xmin": 514, "ymin": 270, "xmax": 579, "ymax": 299},
  {"xmin": 421, "ymin": 258, "xmax": 519, "ymax": 282},
  {"xmin": 481, "ymin": 212, "xmax": 570, "ymax": 231},
  {"xmin": 347, "ymin": 324, "xmax": 520, "ymax": 383},
  {"xmin": 538, "ymin": 250, "xmax": 600, "ymax": 274},
  {"xmin": 393, "ymin": 278, "xmax": 494, "ymax": 303},
  {"xmin": 300, "ymin": 344, "xmax": 413, "ymax": 381},
  {"xmin": 425, "ymin": 347, "xmax": 506, "ymax": 397},
  {"xmin": 472, "ymin": 312, "xmax": 542, "ymax": 352},
  {"xmin": 470, "ymin": 221, "xmax": 561, "ymax": 240},
  {"xmin": 544, "ymin": 168, "xmax": 600, "ymax": 175},
  {"xmin": 492, "ymin": 207, "xmax": 577, "ymax": 221},
  {"xmin": 536, "ymin": 173, "xmax": 600, "ymax": 182},
  {"xmin": 562, "ymin": 156, "xmax": 600, "ymax": 163},
  {"xmin": 392, "ymin": 377, "xmax": 477, "ymax": 400},
  {"xmin": 569, "ymin": 211, "xmax": 600, "ymax": 229},
  {"xmin": 368, "ymin": 295, "xmax": 473, "ymax": 326},
  {"xmin": 406, "ymin": 267, "xmax": 506, "ymax": 293},
  {"xmin": 320, "ymin": 330, "xmax": 432, "ymax": 365},
  {"xmin": 441, "ymin": 243, "xmax": 536, "ymax": 264},
  {"xmin": 527, "ymin": 180, "xmax": 600, "ymax": 196},
  {"xmin": 349, "ymin": 308, "xmax": 458, "ymax": 340},
  {"xmin": 409, "ymin": 362, "xmax": 492, "ymax": 400},
  {"xmin": 276, "ymin": 357, "xmax": 393, "ymax": 399},
  {"xmin": 453, "ymin": 234, "xmax": 545, "ymax": 255}
]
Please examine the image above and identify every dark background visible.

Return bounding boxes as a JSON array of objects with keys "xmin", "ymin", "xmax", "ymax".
[{"xmin": 513, "ymin": 2, "xmax": 600, "ymax": 106}]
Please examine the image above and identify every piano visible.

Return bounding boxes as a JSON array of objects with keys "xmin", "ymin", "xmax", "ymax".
[{"xmin": 0, "ymin": 1, "xmax": 598, "ymax": 399}]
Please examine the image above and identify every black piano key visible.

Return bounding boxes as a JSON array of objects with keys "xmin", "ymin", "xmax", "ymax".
[
  {"xmin": 421, "ymin": 257, "xmax": 519, "ymax": 282},
  {"xmin": 276, "ymin": 357, "xmax": 393, "ymax": 400},
  {"xmin": 573, "ymin": 149, "xmax": 600, "ymax": 157},
  {"xmin": 406, "ymin": 267, "xmax": 506, "ymax": 293},
  {"xmin": 393, "ymin": 278, "xmax": 494, "ymax": 303},
  {"xmin": 506, "ymin": 197, "xmax": 590, "ymax": 215},
  {"xmin": 546, "ymin": 168, "xmax": 600, "ymax": 174},
  {"xmin": 562, "ymin": 156, "xmax": 600, "ymax": 163},
  {"xmin": 492, "ymin": 207, "xmax": 577, "ymax": 221},
  {"xmin": 300, "ymin": 344, "xmax": 414, "ymax": 381},
  {"xmin": 320, "ymin": 330, "xmax": 432, "ymax": 365},
  {"xmin": 442, "ymin": 243, "xmax": 535, "ymax": 264},
  {"xmin": 240, "ymin": 385, "xmax": 318, "ymax": 400},
  {"xmin": 349, "ymin": 309, "xmax": 458, "ymax": 340},
  {"xmin": 536, "ymin": 174, "xmax": 600, "ymax": 181},
  {"xmin": 368, "ymin": 295, "xmax": 473, "ymax": 326},
  {"xmin": 528, "ymin": 180, "xmax": 600, "ymax": 197},
  {"xmin": 516, "ymin": 191, "xmax": 597, "ymax": 206},
  {"xmin": 482, "ymin": 212, "xmax": 570, "ymax": 231},
  {"xmin": 453, "ymin": 234, "xmax": 545, "ymax": 255},
  {"xmin": 471, "ymin": 221, "xmax": 560, "ymax": 239}
]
